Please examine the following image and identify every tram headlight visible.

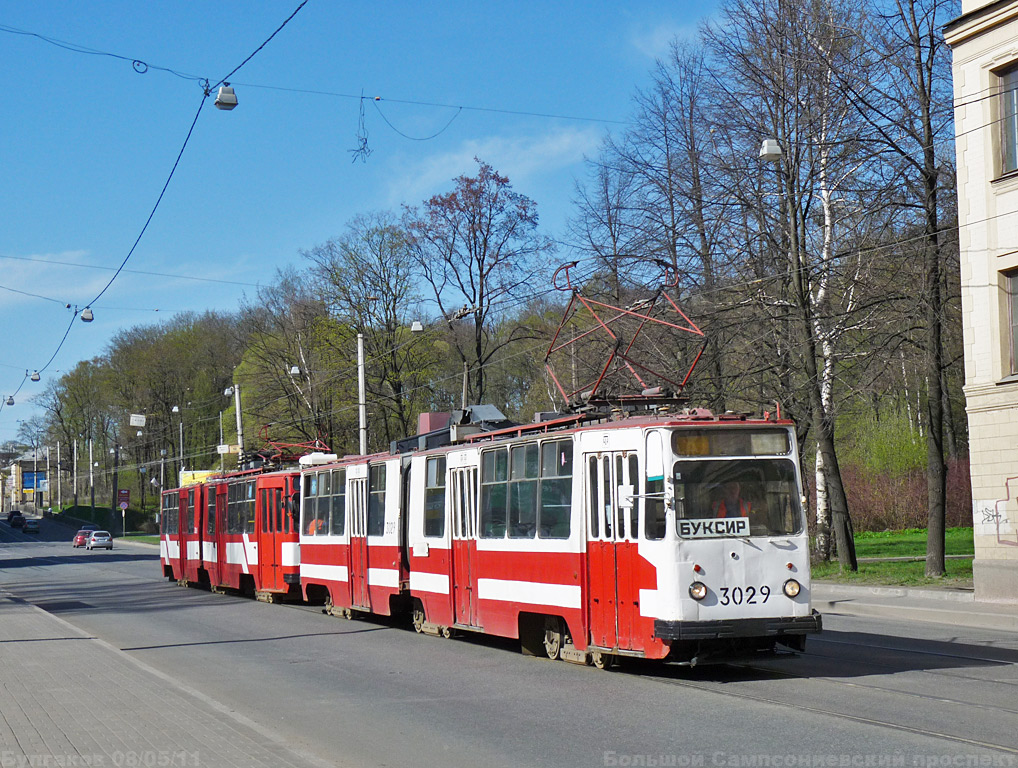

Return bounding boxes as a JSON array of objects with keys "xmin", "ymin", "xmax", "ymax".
[
  {"xmin": 689, "ymin": 581, "xmax": 708, "ymax": 601},
  {"xmin": 783, "ymin": 578, "xmax": 801, "ymax": 598}
]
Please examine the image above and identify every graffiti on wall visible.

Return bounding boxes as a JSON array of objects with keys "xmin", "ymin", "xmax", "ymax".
[{"xmin": 975, "ymin": 476, "xmax": 1018, "ymax": 546}]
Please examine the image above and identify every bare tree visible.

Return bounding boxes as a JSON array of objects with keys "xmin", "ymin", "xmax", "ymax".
[{"xmin": 406, "ymin": 159, "xmax": 553, "ymax": 403}]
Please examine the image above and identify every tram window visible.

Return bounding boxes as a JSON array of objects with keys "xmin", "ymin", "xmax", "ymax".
[
  {"xmin": 539, "ymin": 440, "xmax": 571, "ymax": 539},
  {"xmin": 227, "ymin": 483, "xmax": 237, "ymax": 534},
  {"xmin": 316, "ymin": 471, "xmax": 332, "ymax": 535},
  {"xmin": 207, "ymin": 491, "xmax": 216, "ymax": 536},
  {"xmin": 628, "ymin": 455, "xmax": 639, "ymax": 540},
  {"xmin": 331, "ymin": 469, "xmax": 346, "ymax": 536},
  {"xmin": 275, "ymin": 488, "xmax": 283, "ymax": 533},
  {"xmin": 588, "ymin": 457, "xmax": 599, "ymax": 539},
  {"xmin": 424, "ymin": 457, "xmax": 446, "ymax": 538},
  {"xmin": 673, "ymin": 458, "xmax": 803, "ymax": 537},
  {"xmin": 244, "ymin": 481, "xmax": 256, "ymax": 534},
  {"xmin": 602, "ymin": 456, "xmax": 613, "ymax": 539},
  {"xmin": 645, "ymin": 475, "xmax": 666, "ymax": 540},
  {"xmin": 186, "ymin": 490, "xmax": 196, "ymax": 534},
  {"xmin": 302, "ymin": 474, "xmax": 317, "ymax": 535},
  {"xmin": 508, "ymin": 444, "xmax": 538, "ymax": 539},
  {"xmin": 261, "ymin": 489, "xmax": 269, "ymax": 533},
  {"xmin": 367, "ymin": 464, "xmax": 386, "ymax": 537},
  {"xmin": 480, "ymin": 448, "xmax": 508, "ymax": 538}
]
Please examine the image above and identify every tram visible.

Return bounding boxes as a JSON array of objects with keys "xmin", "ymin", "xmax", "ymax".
[
  {"xmin": 160, "ymin": 466, "xmax": 301, "ymax": 602},
  {"xmin": 297, "ymin": 404, "xmax": 821, "ymax": 666}
]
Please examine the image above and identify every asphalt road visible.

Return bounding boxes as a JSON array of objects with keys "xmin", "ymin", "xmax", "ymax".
[{"xmin": 3, "ymin": 515, "xmax": 1018, "ymax": 768}]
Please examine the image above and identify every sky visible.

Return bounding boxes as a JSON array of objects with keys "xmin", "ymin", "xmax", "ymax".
[{"xmin": 0, "ymin": 0, "xmax": 721, "ymax": 443}]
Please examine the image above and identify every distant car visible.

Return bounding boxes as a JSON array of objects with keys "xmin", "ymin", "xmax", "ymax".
[
  {"xmin": 10, "ymin": 515, "xmax": 24, "ymax": 529},
  {"xmin": 6, "ymin": 510, "xmax": 22, "ymax": 523},
  {"xmin": 81, "ymin": 524, "xmax": 99, "ymax": 531},
  {"xmin": 72, "ymin": 530, "xmax": 90, "ymax": 548},
  {"xmin": 86, "ymin": 531, "xmax": 113, "ymax": 550},
  {"xmin": 22, "ymin": 519, "xmax": 39, "ymax": 533}
]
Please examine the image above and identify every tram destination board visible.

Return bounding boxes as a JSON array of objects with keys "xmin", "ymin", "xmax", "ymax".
[{"xmin": 678, "ymin": 517, "xmax": 750, "ymax": 538}]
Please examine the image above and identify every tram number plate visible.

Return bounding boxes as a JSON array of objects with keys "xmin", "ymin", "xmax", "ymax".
[{"xmin": 718, "ymin": 585, "xmax": 770, "ymax": 605}]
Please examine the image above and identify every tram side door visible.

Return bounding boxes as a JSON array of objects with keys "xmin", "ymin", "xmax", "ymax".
[
  {"xmin": 215, "ymin": 485, "xmax": 228, "ymax": 582},
  {"xmin": 584, "ymin": 451, "xmax": 641, "ymax": 651},
  {"xmin": 450, "ymin": 467, "xmax": 479, "ymax": 627},
  {"xmin": 349, "ymin": 477, "xmax": 370, "ymax": 609},
  {"xmin": 256, "ymin": 487, "xmax": 277, "ymax": 592},
  {"xmin": 176, "ymin": 488, "xmax": 189, "ymax": 579}
]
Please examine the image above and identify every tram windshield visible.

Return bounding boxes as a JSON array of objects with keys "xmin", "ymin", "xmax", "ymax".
[{"xmin": 672, "ymin": 458, "xmax": 803, "ymax": 537}]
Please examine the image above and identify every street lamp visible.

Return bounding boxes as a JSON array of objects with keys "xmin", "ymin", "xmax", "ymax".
[
  {"xmin": 172, "ymin": 405, "xmax": 184, "ymax": 476},
  {"xmin": 224, "ymin": 385, "xmax": 244, "ymax": 460},
  {"xmin": 759, "ymin": 138, "xmax": 782, "ymax": 161},
  {"xmin": 214, "ymin": 84, "xmax": 238, "ymax": 110}
]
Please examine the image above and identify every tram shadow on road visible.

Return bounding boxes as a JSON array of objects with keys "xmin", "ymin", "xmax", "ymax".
[{"xmin": 615, "ymin": 627, "xmax": 1018, "ymax": 683}]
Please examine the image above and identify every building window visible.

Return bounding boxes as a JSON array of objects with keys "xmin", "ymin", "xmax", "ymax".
[
  {"xmin": 1008, "ymin": 272, "xmax": 1018, "ymax": 375},
  {"xmin": 1002, "ymin": 66, "xmax": 1018, "ymax": 175}
]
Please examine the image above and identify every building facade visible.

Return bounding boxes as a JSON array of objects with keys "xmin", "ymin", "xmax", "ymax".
[{"xmin": 947, "ymin": 0, "xmax": 1018, "ymax": 602}]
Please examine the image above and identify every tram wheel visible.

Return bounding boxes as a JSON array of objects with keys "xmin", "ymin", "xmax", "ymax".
[
  {"xmin": 543, "ymin": 618, "xmax": 562, "ymax": 660},
  {"xmin": 441, "ymin": 626, "xmax": 452, "ymax": 639},
  {"xmin": 591, "ymin": 651, "xmax": 617, "ymax": 670},
  {"xmin": 412, "ymin": 605, "xmax": 426, "ymax": 634}
]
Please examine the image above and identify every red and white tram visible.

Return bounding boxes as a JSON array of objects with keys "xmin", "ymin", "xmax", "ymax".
[
  {"xmin": 297, "ymin": 406, "xmax": 821, "ymax": 666},
  {"xmin": 160, "ymin": 467, "xmax": 301, "ymax": 602}
]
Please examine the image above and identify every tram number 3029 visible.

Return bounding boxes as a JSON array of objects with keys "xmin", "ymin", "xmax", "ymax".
[{"xmin": 718, "ymin": 585, "xmax": 771, "ymax": 605}]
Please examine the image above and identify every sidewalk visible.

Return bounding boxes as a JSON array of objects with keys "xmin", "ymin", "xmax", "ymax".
[
  {"xmin": 0, "ymin": 591, "xmax": 334, "ymax": 768},
  {"xmin": 812, "ymin": 582, "xmax": 1018, "ymax": 632}
]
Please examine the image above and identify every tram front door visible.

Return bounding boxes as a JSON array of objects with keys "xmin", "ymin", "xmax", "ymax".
[{"xmin": 585, "ymin": 450, "xmax": 643, "ymax": 652}]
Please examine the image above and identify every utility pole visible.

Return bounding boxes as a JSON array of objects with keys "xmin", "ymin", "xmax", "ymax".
[
  {"xmin": 89, "ymin": 438, "xmax": 95, "ymax": 519},
  {"xmin": 73, "ymin": 439, "xmax": 78, "ymax": 507},
  {"xmin": 233, "ymin": 385, "xmax": 244, "ymax": 462},
  {"xmin": 357, "ymin": 334, "xmax": 367, "ymax": 455},
  {"xmin": 111, "ymin": 444, "xmax": 120, "ymax": 537},
  {"xmin": 45, "ymin": 445, "xmax": 50, "ymax": 512},
  {"xmin": 57, "ymin": 442, "xmax": 61, "ymax": 512}
]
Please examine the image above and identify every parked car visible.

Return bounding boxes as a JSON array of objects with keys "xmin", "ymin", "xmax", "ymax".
[
  {"xmin": 22, "ymin": 519, "xmax": 40, "ymax": 533},
  {"xmin": 86, "ymin": 531, "xmax": 113, "ymax": 550},
  {"xmin": 10, "ymin": 515, "xmax": 24, "ymax": 529},
  {"xmin": 72, "ymin": 530, "xmax": 90, "ymax": 548}
]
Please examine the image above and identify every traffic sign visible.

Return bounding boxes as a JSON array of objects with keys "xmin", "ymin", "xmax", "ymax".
[{"xmin": 119, "ymin": 501, "xmax": 129, "ymax": 510}]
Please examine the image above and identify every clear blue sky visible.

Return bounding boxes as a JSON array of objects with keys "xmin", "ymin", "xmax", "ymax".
[{"xmin": 0, "ymin": 0, "xmax": 720, "ymax": 442}]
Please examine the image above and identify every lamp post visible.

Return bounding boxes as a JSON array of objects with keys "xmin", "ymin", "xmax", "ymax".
[
  {"xmin": 89, "ymin": 437, "xmax": 95, "ymax": 519},
  {"xmin": 172, "ymin": 405, "xmax": 184, "ymax": 480},
  {"xmin": 224, "ymin": 385, "xmax": 244, "ymax": 462},
  {"xmin": 357, "ymin": 334, "xmax": 367, "ymax": 455},
  {"xmin": 110, "ymin": 445, "xmax": 119, "ymax": 536}
]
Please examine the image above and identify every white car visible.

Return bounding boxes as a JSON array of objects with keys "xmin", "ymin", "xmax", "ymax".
[{"xmin": 86, "ymin": 531, "xmax": 113, "ymax": 550}]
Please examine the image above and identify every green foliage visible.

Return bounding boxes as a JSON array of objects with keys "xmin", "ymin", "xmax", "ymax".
[{"xmin": 841, "ymin": 407, "xmax": 926, "ymax": 476}]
